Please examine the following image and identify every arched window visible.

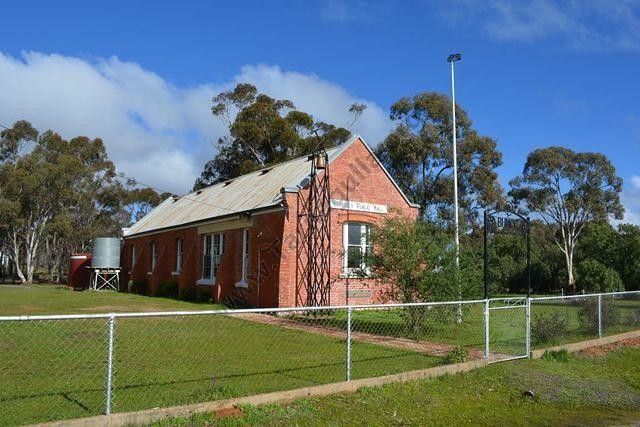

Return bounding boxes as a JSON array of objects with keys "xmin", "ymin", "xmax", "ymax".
[{"xmin": 342, "ymin": 222, "xmax": 372, "ymax": 273}]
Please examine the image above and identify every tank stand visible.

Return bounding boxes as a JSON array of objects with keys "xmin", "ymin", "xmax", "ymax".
[{"xmin": 89, "ymin": 268, "xmax": 121, "ymax": 291}]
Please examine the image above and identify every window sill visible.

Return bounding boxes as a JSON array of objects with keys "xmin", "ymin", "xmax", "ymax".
[
  {"xmin": 171, "ymin": 271, "xmax": 181, "ymax": 276},
  {"xmin": 340, "ymin": 271, "xmax": 372, "ymax": 279},
  {"xmin": 146, "ymin": 271, "xmax": 153, "ymax": 276},
  {"xmin": 235, "ymin": 279, "xmax": 249, "ymax": 288},
  {"xmin": 196, "ymin": 279, "xmax": 216, "ymax": 286}
]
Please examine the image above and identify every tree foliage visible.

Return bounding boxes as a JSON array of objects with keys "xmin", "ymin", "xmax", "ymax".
[
  {"xmin": 194, "ymin": 83, "xmax": 355, "ymax": 189},
  {"xmin": 376, "ymin": 92, "xmax": 503, "ymax": 222},
  {"xmin": 0, "ymin": 120, "xmax": 164, "ymax": 284},
  {"xmin": 509, "ymin": 146, "xmax": 623, "ymax": 292},
  {"xmin": 576, "ymin": 259, "xmax": 623, "ymax": 293},
  {"xmin": 368, "ymin": 217, "xmax": 481, "ymax": 303},
  {"xmin": 575, "ymin": 222, "xmax": 640, "ymax": 292}
]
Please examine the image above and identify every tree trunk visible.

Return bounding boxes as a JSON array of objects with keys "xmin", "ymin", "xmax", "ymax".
[
  {"xmin": 11, "ymin": 232, "xmax": 27, "ymax": 284},
  {"xmin": 565, "ymin": 244, "xmax": 576, "ymax": 294}
]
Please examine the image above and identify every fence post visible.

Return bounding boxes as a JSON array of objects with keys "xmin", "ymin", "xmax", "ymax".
[
  {"xmin": 597, "ymin": 294, "xmax": 603, "ymax": 338},
  {"xmin": 526, "ymin": 298, "xmax": 531, "ymax": 358},
  {"xmin": 484, "ymin": 299, "xmax": 490, "ymax": 359},
  {"xmin": 106, "ymin": 314, "xmax": 115, "ymax": 415},
  {"xmin": 346, "ymin": 306, "xmax": 352, "ymax": 382}
]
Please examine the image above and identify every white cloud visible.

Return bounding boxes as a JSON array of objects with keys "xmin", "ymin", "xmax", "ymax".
[
  {"xmin": 621, "ymin": 174, "xmax": 640, "ymax": 225},
  {"xmin": 0, "ymin": 52, "xmax": 392, "ymax": 194},
  {"xmin": 235, "ymin": 64, "xmax": 391, "ymax": 145},
  {"xmin": 435, "ymin": 0, "xmax": 640, "ymax": 52}
]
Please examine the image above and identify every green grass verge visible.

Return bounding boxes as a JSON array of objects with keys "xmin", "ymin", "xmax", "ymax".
[
  {"xmin": 151, "ymin": 347, "xmax": 640, "ymax": 426},
  {"xmin": 0, "ymin": 283, "xmax": 221, "ymax": 315},
  {"xmin": 0, "ymin": 286, "xmax": 442, "ymax": 426}
]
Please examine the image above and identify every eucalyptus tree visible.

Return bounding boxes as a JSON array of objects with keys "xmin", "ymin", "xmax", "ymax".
[
  {"xmin": 375, "ymin": 92, "xmax": 503, "ymax": 223},
  {"xmin": 509, "ymin": 147, "xmax": 623, "ymax": 293},
  {"xmin": 0, "ymin": 120, "xmax": 158, "ymax": 283},
  {"xmin": 194, "ymin": 83, "xmax": 356, "ymax": 189}
]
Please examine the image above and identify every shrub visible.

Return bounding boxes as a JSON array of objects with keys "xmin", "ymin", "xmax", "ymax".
[
  {"xmin": 531, "ymin": 312, "xmax": 569, "ymax": 345},
  {"xmin": 626, "ymin": 309, "xmax": 640, "ymax": 327},
  {"xmin": 157, "ymin": 280, "xmax": 179, "ymax": 299},
  {"xmin": 179, "ymin": 287, "xmax": 197, "ymax": 302},
  {"xmin": 578, "ymin": 298, "xmax": 619, "ymax": 334},
  {"xmin": 443, "ymin": 346, "xmax": 468, "ymax": 364},
  {"xmin": 129, "ymin": 279, "xmax": 147, "ymax": 295},
  {"xmin": 541, "ymin": 349, "xmax": 569, "ymax": 362},
  {"xmin": 198, "ymin": 293, "xmax": 215, "ymax": 304}
]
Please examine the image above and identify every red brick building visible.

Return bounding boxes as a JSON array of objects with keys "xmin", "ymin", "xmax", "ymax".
[{"xmin": 122, "ymin": 136, "xmax": 419, "ymax": 307}]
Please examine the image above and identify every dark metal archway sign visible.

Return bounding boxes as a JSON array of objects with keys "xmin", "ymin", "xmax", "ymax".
[{"xmin": 483, "ymin": 206, "xmax": 531, "ymax": 299}]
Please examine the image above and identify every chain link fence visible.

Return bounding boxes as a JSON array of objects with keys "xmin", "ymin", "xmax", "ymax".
[
  {"xmin": 1, "ymin": 291, "xmax": 639, "ymax": 425},
  {"xmin": 529, "ymin": 291, "xmax": 640, "ymax": 349}
]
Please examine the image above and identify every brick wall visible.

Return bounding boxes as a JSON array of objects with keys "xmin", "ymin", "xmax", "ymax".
[
  {"xmin": 278, "ymin": 137, "xmax": 419, "ymax": 307},
  {"xmin": 122, "ymin": 211, "xmax": 286, "ymax": 305},
  {"xmin": 122, "ymin": 137, "xmax": 418, "ymax": 308},
  {"xmin": 122, "ymin": 227, "xmax": 202, "ymax": 297}
]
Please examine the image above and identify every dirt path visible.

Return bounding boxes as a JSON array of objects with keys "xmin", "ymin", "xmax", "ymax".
[
  {"xmin": 579, "ymin": 336, "xmax": 640, "ymax": 357},
  {"xmin": 235, "ymin": 312, "xmax": 498, "ymax": 360}
]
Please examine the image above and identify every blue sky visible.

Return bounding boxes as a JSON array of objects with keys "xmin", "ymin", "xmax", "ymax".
[{"xmin": 0, "ymin": 0, "xmax": 639, "ymax": 222}]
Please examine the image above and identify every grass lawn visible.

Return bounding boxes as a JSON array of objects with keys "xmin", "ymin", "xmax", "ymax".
[
  {"xmin": 0, "ymin": 285, "xmax": 442, "ymax": 426},
  {"xmin": 0, "ymin": 283, "xmax": 223, "ymax": 315},
  {"xmin": 152, "ymin": 347, "xmax": 640, "ymax": 426},
  {"xmin": 1, "ymin": 285, "xmax": 638, "ymax": 426}
]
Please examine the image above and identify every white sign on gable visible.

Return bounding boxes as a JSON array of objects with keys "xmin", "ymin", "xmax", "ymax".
[{"xmin": 330, "ymin": 199, "xmax": 388, "ymax": 214}]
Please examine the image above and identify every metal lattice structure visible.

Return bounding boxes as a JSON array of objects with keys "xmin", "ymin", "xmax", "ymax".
[{"xmin": 296, "ymin": 150, "xmax": 331, "ymax": 307}]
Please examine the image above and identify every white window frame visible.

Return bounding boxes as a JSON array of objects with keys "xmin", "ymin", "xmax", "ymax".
[
  {"xmin": 342, "ymin": 222, "xmax": 372, "ymax": 275},
  {"xmin": 236, "ymin": 228, "xmax": 250, "ymax": 288},
  {"xmin": 175, "ymin": 238, "xmax": 183, "ymax": 273},
  {"xmin": 199, "ymin": 233, "xmax": 224, "ymax": 285},
  {"xmin": 131, "ymin": 245, "xmax": 136, "ymax": 268},
  {"xmin": 151, "ymin": 241, "xmax": 158, "ymax": 271}
]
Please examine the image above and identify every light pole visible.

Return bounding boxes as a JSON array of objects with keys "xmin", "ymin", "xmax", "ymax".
[{"xmin": 448, "ymin": 52, "xmax": 462, "ymax": 320}]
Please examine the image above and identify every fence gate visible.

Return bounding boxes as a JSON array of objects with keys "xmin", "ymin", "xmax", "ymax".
[{"xmin": 486, "ymin": 297, "xmax": 528, "ymax": 362}]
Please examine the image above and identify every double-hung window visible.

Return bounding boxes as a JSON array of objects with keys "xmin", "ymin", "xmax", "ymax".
[
  {"xmin": 202, "ymin": 233, "xmax": 224, "ymax": 281},
  {"xmin": 176, "ymin": 238, "xmax": 183, "ymax": 272},
  {"xmin": 343, "ymin": 222, "xmax": 372, "ymax": 273}
]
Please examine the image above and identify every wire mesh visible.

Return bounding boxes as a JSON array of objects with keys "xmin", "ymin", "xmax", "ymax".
[
  {"xmin": 110, "ymin": 310, "xmax": 351, "ymax": 415},
  {"xmin": 487, "ymin": 298, "xmax": 528, "ymax": 360},
  {"xmin": 1, "ymin": 291, "xmax": 639, "ymax": 425},
  {"xmin": 604, "ymin": 292, "xmax": 640, "ymax": 336},
  {"xmin": 349, "ymin": 302, "xmax": 486, "ymax": 376},
  {"xmin": 529, "ymin": 295, "xmax": 598, "ymax": 349},
  {"xmin": 0, "ymin": 318, "xmax": 109, "ymax": 426}
]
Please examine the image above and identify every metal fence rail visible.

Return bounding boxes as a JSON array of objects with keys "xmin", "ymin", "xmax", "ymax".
[{"xmin": 1, "ymin": 290, "xmax": 639, "ymax": 426}]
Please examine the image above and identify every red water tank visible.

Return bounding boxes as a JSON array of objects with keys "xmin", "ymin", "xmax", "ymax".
[{"xmin": 69, "ymin": 253, "xmax": 92, "ymax": 290}]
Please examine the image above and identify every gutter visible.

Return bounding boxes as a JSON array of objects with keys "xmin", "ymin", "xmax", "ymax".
[{"xmin": 123, "ymin": 204, "xmax": 285, "ymax": 239}]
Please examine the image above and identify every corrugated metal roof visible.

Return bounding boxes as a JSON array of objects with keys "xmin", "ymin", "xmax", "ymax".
[{"xmin": 125, "ymin": 135, "xmax": 358, "ymax": 237}]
